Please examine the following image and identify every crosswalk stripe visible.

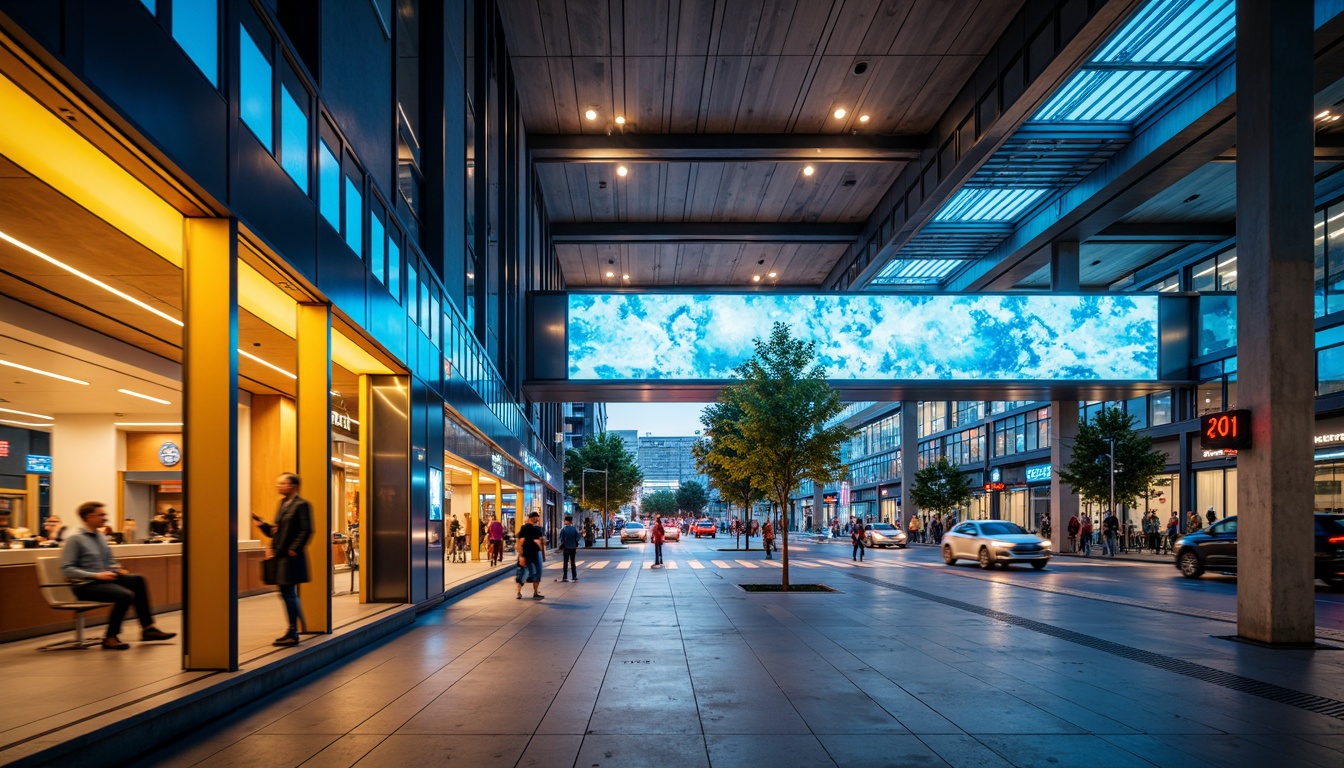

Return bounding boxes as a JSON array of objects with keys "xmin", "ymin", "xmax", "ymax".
[
  {"xmin": 589, "ymin": 561, "xmax": 608, "ymax": 569},
  {"xmin": 760, "ymin": 560, "xmax": 782, "ymax": 567},
  {"xmin": 547, "ymin": 562, "xmax": 561, "ymax": 569},
  {"xmin": 710, "ymin": 560, "xmax": 732, "ymax": 569},
  {"xmin": 733, "ymin": 560, "xmax": 759, "ymax": 569},
  {"xmin": 666, "ymin": 561, "xmax": 678, "ymax": 569},
  {"xmin": 687, "ymin": 560, "xmax": 705, "ymax": 569},
  {"xmin": 617, "ymin": 561, "xmax": 632, "ymax": 570},
  {"xmin": 794, "ymin": 561, "xmax": 820, "ymax": 568}
]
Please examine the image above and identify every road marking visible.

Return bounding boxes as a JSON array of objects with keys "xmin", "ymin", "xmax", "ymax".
[
  {"xmin": 666, "ymin": 561, "xmax": 678, "ymax": 569},
  {"xmin": 711, "ymin": 560, "xmax": 732, "ymax": 569},
  {"xmin": 793, "ymin": 561, "xmax": 821, "ymax": 568},
  {"xmin": 590, "ymin": 561, "xmax": 608, "ymax": 569},
  {"xmin": 687, "ymin": 560, "xmax": 705, "ymax": 570},
  {"xmin": 617, "ymin": 561, "xmax": 632, "ymax": 570},
  {"xmin": 734, "ymin": 560, "xmax": 759, "ymax": 569},
  {"xmin": 760, "ymin": 560, "xmax": 782, "ymax": 567}
]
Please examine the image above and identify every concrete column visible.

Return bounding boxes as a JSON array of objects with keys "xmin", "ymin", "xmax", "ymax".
[
  {"xmin": 899, "ymin": 402, "xmax": 919, "ymax": 526},
  {"xmin": 182, "ymin": 218, "xmax": 238, "ymax": 671},
  {"xmin": 50, "ymin": 415, "xmax": 119, "ymax": 523},
  {"xmin": 1050, "ymin": 241, "xmax": 1080, "ymax": 292},
  {"xmin": 1050, "ymin": 401, "xmax": 1078, "ymax": 553},
  {"xmin": 296, "ymin": 303, "xmax": 332, "ymax": 633},
  {"xmin": 1235, "ymin": 0, "xmax": 1316, "ymax": 645}
]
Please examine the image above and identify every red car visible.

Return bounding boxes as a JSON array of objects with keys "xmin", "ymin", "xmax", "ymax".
[{"xmin": 693, "ymin": 519, "xmax": 717, "ymax": 538}]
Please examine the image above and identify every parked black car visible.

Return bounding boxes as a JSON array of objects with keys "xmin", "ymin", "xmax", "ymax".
[{"xmin": 1173, "ymin": 514, "xmax": 1344, "ymax": 590}]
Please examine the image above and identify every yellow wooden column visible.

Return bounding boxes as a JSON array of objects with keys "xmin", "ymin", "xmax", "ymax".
[
  {"xmin": 182, "ymin": 218, "xmax": 238, "ymax": 671},
  {"xmin": 469, "ymin": 469, "xmax": 480, "ymax": 561},
  {"xmin": 358, "ymin": 374, "xmax": 371, "ymax": 602},
  {"xmin": 297, "ymin": 303, "xmax": 332, "ymax": 633}
]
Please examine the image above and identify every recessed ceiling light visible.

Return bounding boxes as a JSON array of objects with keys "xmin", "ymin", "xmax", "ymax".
[
  {"xmin": 803, "ymin": 165, "xmax": 815, "ymax": 176},
  {"xmin": 858, "ymin": 114, "xmax": 870, "ymax": 123},
  {"xmin": 833, "ymin": 108, "xmax": 847, "ymax": 119},
  {"xmin": 0, "ymin": 418, "xmax": 52, "ymax": 428},
  {"xmin": 768, "ymin": 272, "xmax": 777, "ymax": 278},
  {"xmin": 239, "ymin": 349, "xmax": 296, "ymax": 379},
  {"xmin": 622, "ymin": 274, "xmax": 630, "ymax": 280},
  {"xmin": 606, "ymin": 271, "xmax": 615, "ymax": 278},
  {"xmin": 0, "ymin": 406, "xmax": 52, "ymax": 420},
  {"xmin": 617, "ymin": 165, "xmax": 628, "ymax": 177},
  {"xmin": 117, "ymin": 388, "xmax": 172, "ymax": 405},
  {"xmin": 584, "ymin": 108, "xmax": 598, "ymax": 120},
  {"xmin": 115, "ymin": 422, "xmax": 184, "ymax": 427},
  {"xmin": 615, "ymin": 115, "xmax": 626, "ymax": 125},
  {"xmin": 752, "ymin": 275, "xmax": 761, "ymax": 282},
  {"xmin": 0, "ymin": 359, "xmax": 89, "ymax": 385}
]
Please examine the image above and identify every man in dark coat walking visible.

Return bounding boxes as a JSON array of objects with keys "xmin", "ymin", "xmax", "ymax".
[{"xmin": 253, "ymin": 473, "xmax": 313, "ymax": 647}]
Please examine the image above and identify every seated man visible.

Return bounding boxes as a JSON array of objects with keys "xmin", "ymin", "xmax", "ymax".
[
  {"xmin": 37, "ymin": 514, "xmax": 68, "ymax": 547},
  {"xmin": 60, "ymin": 502, "xmax": 176, "ymax": 650}
]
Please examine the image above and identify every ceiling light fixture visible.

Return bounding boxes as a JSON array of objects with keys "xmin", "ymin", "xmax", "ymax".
[
  {"xmin": 615, "ymin": 115, "xmax": 626, "ymax": 125},
  {"xmin": 606, "ymin": 271, "xmax": 615, "ymax": 278},
  {"xmin": 0, "ymin": 359, "xmax": 90, "ymax": 385},
  {"xmin": 833, "ymin": 108, "xmax": 847, "ymax": 119},
  {"xmin": 617, "ymin": 165, "xmax": 628, "ymax": 177},
  {"xmin": 752, "ymin": 275, "xmax": 761, "ymax": 282},
  {"xmin": 768, "ymin": 272, "xmax": 777, "ymax": 278},
  {"xmin": 584, "ymin": 108, "xmax": 598, "ymax": 120},
  {"xmin": 622, "ymin": 274, "xmax": 630, "ymax": 280},
  {"xmin": 0, "ymin": 418, "xmax": 52, "ymax": 428},
  {"xmin": 114, "ymin": 421, "xmax": 184, "ymax": 427},
  {"xmin": 239, "ymin": 349, "xmax": 297, "ymax": 379},
  {"xmin": 117, "ymin": 388, "xmax": 172, "ymax": 405},
  {"xmin": 803, "ymin": 165, "xmax": 815, "ymax": 176},
  {"xmin": 0, "ymin": 406, "xmax": 53, "ymax": 420},
  {"xmin": 858, "ymin": 114, "xmax": 870, "ymax": 123}
]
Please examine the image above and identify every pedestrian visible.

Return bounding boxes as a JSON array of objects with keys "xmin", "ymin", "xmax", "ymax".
[
  {"xmin": 515, "ymin": 511, "xmax": 546, "ymax": 600},
  {"xmin": 1067, "ymin": 514, "xmax": 1080, "ymax": 552},
  {"xmin": 1039, "ymin": 514, "xmax": 1052, "ymax": 543},
  {"xmin": 650, "ymin": 517, "xmax": 665, "ymax": 567},
  {"xmin": 930, "ymin": 516, "xmax": 943, "ymax": 544},
  {"xmin": 487, "ymin": 515, "xmax": 505, "ymax": 566},
  {"xmin": 1187, "ymin": 509, "xmax": 1203, "ymax": 533},
  {"xmin": 1205, "ymin": 506, "xmax": 1218, "ymax": 526},
  {"xmin": 558, "ymin": 514, "xmax": 580, "ymax": 581},
  {"xmin": 253, "ymin": 473, "xmax": 313, "ymax": 647},
  {"xmin": 583, "ymin": 517, "xmax": 596, "ymax": 547},
  {"xmin": 851, "ymin": 519, "xmax": 866, "ymax": 562},
  {"xmin": 1144, "ymin": 512, "xmax": 1160, "ymax": 554},
  {"xmin": 1166, "ymin": 512, "xmax": 1180, "ymax": 552},
  {"xmin": 1079, "ymin": 515, "xmax": 1093, "ymax": 556},
  {"xmin": 907, "ymin": 513, "xmax": 921, "ymax": 544},
  {"xmin": 60, "ymin": 502, "xmax": 176, "ymax": 650},
  {"xmin": 448, "ymin": 514, "xmax": 464, "ymax": 563},
  {"xmin": 830, "ymin": 518, "xmax": 840, "ymax": 539},
  {"xmin": 1102, "ymin": 510, "xmax": 1119, "ymax": 557},
  {"xmin": 762, "ymin": 518, "xmax": 775, "ymax": 559}
]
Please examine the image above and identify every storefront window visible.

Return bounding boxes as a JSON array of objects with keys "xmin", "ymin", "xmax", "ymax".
[
  {"xmin": 1151, "ymin": 391, "xmax": 1173, "ymax": 425},
  {"xmin": 1194, "ymin": 467, "xmax": 1236, "ymax": 521},
  {"xmin": 1315, "ymin": 461, "xmax": 1344, "ymax": 512}
]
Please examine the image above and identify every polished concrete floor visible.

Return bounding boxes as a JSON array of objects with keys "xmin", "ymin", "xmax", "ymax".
[{"xmin": 127, "ymin": 538, "xmax": 1344, "ymax": 767}]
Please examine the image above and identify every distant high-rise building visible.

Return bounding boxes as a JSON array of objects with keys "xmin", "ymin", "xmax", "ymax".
[
  {"xmin": 563, "ymin": 402, "xmax": 608, "ymax": 452},
  {"xmin": 636, "ymin": 435, "xmax": 708, "ymax": 494}
]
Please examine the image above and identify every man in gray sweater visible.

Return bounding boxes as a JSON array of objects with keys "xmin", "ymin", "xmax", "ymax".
[{"xmin": 61, "ymin": 502, "xmax": 176, "ymax": 650}]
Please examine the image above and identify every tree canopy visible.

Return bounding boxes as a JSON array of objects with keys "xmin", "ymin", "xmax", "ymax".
[
  {"xmin": 699, "ymin": 322, "xmax": 851, "ymax": 589},
  {"xmin": 908, "ymin": 456, "xmax": 973, "ymax": 518},
  {"xmin": 1058, "ymin": 406, "xmax": 1168, "ymax": 511},
  {"xmin": 642, "ymin": 490, "xmax": 678, "ymax": 516},
  {"xmin": 675, "ymin": 480, "xmax": 709, "ymax": 516},
  {"xmin": 693, "ymin": 399, "xmax": 760, "ymax": 521},
  {"xmin": 563, "ymin": 432, "xmax": 642, "ymax": 518}
]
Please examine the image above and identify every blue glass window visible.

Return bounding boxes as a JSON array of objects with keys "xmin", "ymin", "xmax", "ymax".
[
  {"xmin": 173, "ymin": 0, "xmax": 218, "ymax": 86},
  {"xmin": 140, "ymin": 0, "xmax": 157, "ymax": 14},
  {"xmin": 279, "ymin": 85, "xmax": 308, "ymax": 192},
  {"xmin": 239, "ymin": 26, "xmax": 272, "ymax": 151},
  {"xmin": 408, "ymin": 262, "xmax": 420, "ymax": 326},
  {"xmin": 318, "ymin": 141, "xmax": 340, "ymax": 231},
  {"xmin": 1324, "ymin": 346, "xmax": 1344, "ymax": 396},
  {"xmin": 387, "ymin": 237, "xmax": 401, "ymax": 302},
  {"xmin": 369, "ymin": 213, "xmax": 385, "ymax": 285},
  {"xmin": 344, "ymin": 176, "xmax": 363, "ymax": 257}
]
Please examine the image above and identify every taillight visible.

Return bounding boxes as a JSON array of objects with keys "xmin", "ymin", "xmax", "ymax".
[{"xmin": 1329, "ymin": 535, "xmax": 1344, "ymax": 545}]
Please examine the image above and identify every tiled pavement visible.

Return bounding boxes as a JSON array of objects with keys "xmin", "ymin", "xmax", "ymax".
[{"xmin": 126, "ymin": 544, "xmax": 1344, "ymax": 768}]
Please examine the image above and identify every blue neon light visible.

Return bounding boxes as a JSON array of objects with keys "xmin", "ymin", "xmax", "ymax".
[
  {"xmin": 873, "ymin": 259, "xmax": 966, "ymax": 285},
  {"xmin": 568, "ymin": 294, "xmax": 1160, "ymax": 381},
  {"xmin": 933, "ymin": 188, "xmax": 1049, "ymax": 222},
  {"xmin": 1034, "ymin": 69, "xmax": 1192, "ymax": 123}
]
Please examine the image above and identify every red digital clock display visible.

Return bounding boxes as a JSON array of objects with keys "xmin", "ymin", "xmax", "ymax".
[{"xmin": 1200, "ymin": 409, "xmax": 1251, "ymax": 451}]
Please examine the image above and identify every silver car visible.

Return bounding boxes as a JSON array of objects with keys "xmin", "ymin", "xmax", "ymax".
[
  {"xmin": 620, "ymin": 521, "xmax": 647, "ymax": 543},
  {"xmin": 865, "ymin": 522, "xmax": 908, "ymax": 548},
  {"xmin": 942, "ymin": 520, "xmax": 1051, "ymax": 570}
]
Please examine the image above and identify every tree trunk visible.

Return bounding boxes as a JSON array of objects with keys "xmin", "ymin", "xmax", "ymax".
[{"xmin": 780, "ymin": 496, "xmax": 790, "ymax": 591}]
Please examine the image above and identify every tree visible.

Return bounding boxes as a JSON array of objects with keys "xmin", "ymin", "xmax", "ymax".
[
  {"xmin": 564, "ymin": 432, "xmax": 643, "ymax": 538},
  {"xmin": 909, "ymin": 456, "xmax": 973, "ymax": 521},
  {"xmin": 694, "ymin": 400, "xmax": 762, "ymax": 549},
  {"xmin": 1058, "ymin": 406, "xmax": 1168, "ymax": 517},
  {"xmin": 675, "ymin": 480, "xmax": 709, "ymax": 517},
  {"xmin": 642, "ymin": 490, "xmax": 678, "ymax": 516},
  {"xmin": 702, "ymin": 322, "xmax": 852, "ymax": 589}
]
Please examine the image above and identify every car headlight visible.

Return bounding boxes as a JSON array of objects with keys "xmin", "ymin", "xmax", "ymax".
[
  {"xmin": 1173, "ymin": 537, "xmax": 1186, "ymax": 548},
  {"xmin": 988, "ymin": 540, "xmax": 1014, "ymax": 549}
]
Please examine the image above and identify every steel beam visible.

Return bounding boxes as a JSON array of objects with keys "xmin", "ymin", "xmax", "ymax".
[
  {"xmin": 528, "ymin": 133, "xmax": 923, "ymax": 163},
  {"xmin": 550, "ymin": 222, "xmax": 862, "ymax": 244},
  {"xmin": 1089, "ymin": 222, "xmax": 1237, "ymax": 242},
  {"xmin": 522, "ymin": 379, "xmax": 1185, "ymax": 404}
]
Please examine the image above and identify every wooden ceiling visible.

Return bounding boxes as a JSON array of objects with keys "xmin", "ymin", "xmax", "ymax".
[
  {"xmin": 499, "ymin": 0, "xmax": 1025, "ymax": 287},
  {"xmin": 556, "ymin": 241, "xmax": 848, "ymax": 286}
]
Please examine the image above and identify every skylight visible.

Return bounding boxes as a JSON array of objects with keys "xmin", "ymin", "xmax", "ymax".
[
  {"xmin": 871, "ymin": 259, "xmax": 966, "ymax": 286},
  {"xmin": 933, "ymin": 188, "xmax": 1050, "ymax": 223}
]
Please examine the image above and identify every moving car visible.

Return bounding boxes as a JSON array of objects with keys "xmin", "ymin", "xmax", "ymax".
[
  {"xmin": 693, "ymin": 519, "xmax": 717, "ymax": 538},
  {"xmin": 660, "ymin": 519, "xmax": 681, "ymax": 541},
  {"xmin": 865, "ymin": 522, "xmax": 908, "ymax": 548},
  {"xmin": 1173, "ymin": 514, "xmax": 1344, "ymax": 589},
  {"xmin": 620, "ymin": 521, "xmax": 647, "ymax": 543},
  {"xmin": 942, "ymin": 520, "xmax": 1051, "ymax": 569}
]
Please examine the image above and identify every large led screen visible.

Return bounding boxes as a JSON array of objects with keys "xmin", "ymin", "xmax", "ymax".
[{"xmin": 568, "ymin": 294, "xmax": 1160, "ymax": 381}]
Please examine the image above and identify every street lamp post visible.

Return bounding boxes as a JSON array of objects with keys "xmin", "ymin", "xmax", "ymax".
[{"xmin": 582, "ymin": 467, "xmax": 609, "ymax": 548}]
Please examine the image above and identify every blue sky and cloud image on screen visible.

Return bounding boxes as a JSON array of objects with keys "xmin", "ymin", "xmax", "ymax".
[{"xmin": 568, "ymin": 294, "xmax": 1159, "ymax": 381}]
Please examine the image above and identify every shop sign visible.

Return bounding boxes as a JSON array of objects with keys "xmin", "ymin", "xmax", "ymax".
[
  {"xmin": 520, "ymin": 448, "xmax": 545, "ymax": 478},
  {"xmin": 984, "ymin": 481, "xmax": 1006, "ymax": 491},
  {"xmin": 990, "ymin": 467, "xmax": 1002, "ymax": 483},
  {"xmin": 158, "ymin": 441, "xmax": 181, "ymax": 467},
  {"xmin": 26, "ymin": 454, "xmax": 51, "ymax": 473},
  {"xmin": 491, "ymin": 452, "xmax": 505, "ymax": 477},
  {"xmin": 0, "ymin": 440, "xmax": 8, "ymax": 457},
  {"xmin": 1315, "ymin": 432, "xmax": 1344, "ymax": 445},
  {"xmin": 428, "ymin": 467, "xmax": 443, "ymax": 521},
  {"xmin": 159, "ymin": 482, "xmax": 182, "ymax": 493},
  {"xmin": 1024, "ymin": 464, "xmax": 1052, "ymax": 483},
  {"xmin": 823, "ymin": 494, "xmax": 838, "ymax": 504},
  {"xmin": 330, "ymin": 409, "xmax": 353, "ymax": 431},
  {"xmin": 1201, "ymin": 448, "xmax": 1237, "ymax": 459}
]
